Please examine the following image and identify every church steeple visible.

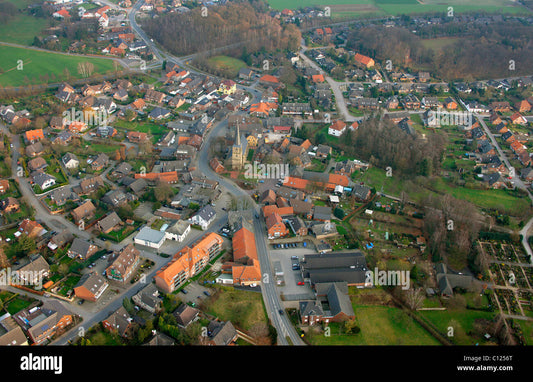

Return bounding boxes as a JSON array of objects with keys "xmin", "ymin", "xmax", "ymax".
[{"xmin": 235, "ymin": 122, "xmax": 240, "ymax": 147}]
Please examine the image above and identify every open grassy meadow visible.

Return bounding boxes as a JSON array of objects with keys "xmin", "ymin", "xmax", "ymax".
[
  {"xmin": 0, "ymin": 45, "xmax": 118, "ymax": 87},
  {"xmin": 206, "ymin": 55, "xmax": 247, "ymax": 78},
  {"xmin": 0, "ymin": 0, "xmax": 49, "ymax": 45},
  {"xmin": 307, "ymin": 288, "xmax": 442, "ymax": 345},
  {"xmin": 267, "ymin": 0, "xmax": 530, "ymax": 17},
  {"xmin": 204, "ymin": 287, "xmax": 268, "ymax": 332}
]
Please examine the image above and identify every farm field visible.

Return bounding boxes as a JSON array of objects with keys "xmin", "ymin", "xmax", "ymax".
[
  {"xmin": 0, "ymin": 45, "xmax": 118, "ymax": 87},
  {"xmin": 267, "ymin": 0, "xmax": 530, "ymax": 17},
  {"xmin": 0, "ymin": 0, "xmax": 49, "ymax": 45}
]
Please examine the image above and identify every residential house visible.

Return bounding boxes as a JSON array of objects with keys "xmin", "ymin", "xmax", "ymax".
[
  {"xmin": 74, "ymin": 272, "xmax": 109, "ymax": 302},
  {"xmin": 443, "ymin": 97, "xmax": 458, "ymax": 109},
  {"xmin": 47, "ymin": 230, "xmax": 74, "ymax": 251},
  {"xmin": 1, "ymin": 197, "xmax": 20, "ymax": 213},
  {"xmin": 68, "ymin": 238, "xmax": 99, "ymax": 260},
  {"xmin": 28, "ymin": 157, "xmax": 47, "ymax": 172},
  {"xmin": 173, "ymin": 304, "xmax": 200, "ymax": 328},
  {"xmin": 14, "ymin": 255, "xmax": 50, "ymax": 284},
  {"xmin": 509, "ymin": 112, "xmax": 527, "ymax": 126},
  {"xmin": 25, "ymin": 142, "xmax": 44, "ymax": 157},
  {"xmin": 300, "ymin": 282, "xmax": 355, "ymax": 325},
  {"xmin": 71, "ymin": 200, "xmax": 96, "ymax": 224},
  {"xmin": 30, "ymin": 172, "xmax": 55, "ymax": 190},
  {"xmin": 515, "ymin": 100, "xmax": 531, "ymax": 113},
  {"xmin": 23, "ymin": 129, "xmax": 45, "ymax": 144},
  {"xmin": 106, "ymin": 244, "xmax": 140, "ymax": 283},
  {"xmin": 127, "ymin": 131, "xmax": 149, "ymax": 143},
  {"xmin": 490, "ymin": 101, "xmax": 511, "ymax": 113},
  {"xmin": 132, "ymin": 283, "xmax": 162, "ymax": 315},
  {"xmin": 328, "ymin": 120, "xmax": 346, "ymax": 137},
  {"xmin": 12, "ymin": 301, "xmax": 72, "ymax": 345},
  {"xmin": 96, "ymin": 212, "xmax": 122, "ymax": 234},
  {"xmin": 164, "ymin": 220, "xmax": 191, "ymax": 242},
  {"xmin": 102, "ymin": 306, "xmax": 134, "ymax": 338},
  {"xmin": 76, "ymin": 175, "xmax": 105, "ymax": 196},
  {"xmin": 265, "ymin": 212, "xmax": 288, "ymax": 239},
  {"xmin": 189, "ymin": 204, "xmax": 216, "ymax": 230},
  {"xmin": 0, "ymin": 179, "xmax": 9, "ymax": 194},
  {"xmin": 62, "ymin": 153, "xmax": 79, "ymax": 169},
  {"xmin": 402, "ymin": 94, "xmax": 421, "ymax": 110},
  {"xmin": 90, "ymin": 153, "xmax": 109, "ymax": 171},
  {"xmin": 353, "ymin": 53, "xmax": 375, "ymax": 68}
]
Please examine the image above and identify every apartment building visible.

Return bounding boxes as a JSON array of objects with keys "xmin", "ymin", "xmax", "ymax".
[{"xmin": 154, "ymin": 233, "xmax": 223, "ymax": 293}]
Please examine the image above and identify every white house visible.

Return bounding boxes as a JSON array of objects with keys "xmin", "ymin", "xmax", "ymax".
[
  {"xmin": 327, "ymin": 120, "xmax": 346, "ymax": 137},
  {"xmin": 32, "ymin": 173, "xmax": 56, "ymax": 191},
  {"xmin": 62, "ymin": 153, "xmax": 79, "ymax": 169},
  {"xmin": 164, "ymin": 220, "xmax": 191, "ymax": 242},
  {"xmin": 189, "ymin": 205, "xmax": 216, "ymax": 230}
]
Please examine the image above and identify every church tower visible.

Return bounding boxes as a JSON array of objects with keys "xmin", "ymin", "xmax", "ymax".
[{"xmin": 231, "ymin": 122, "xmax": 245, "ymax": 170}]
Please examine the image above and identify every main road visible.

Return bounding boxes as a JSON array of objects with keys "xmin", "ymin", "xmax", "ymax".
[
  {"xmin": 197, "ymin": 118, "xmax": 305, "ymax": 346},
  {"xmin": 128, "ymin": 0, "xmax": 305, "ymax": 345}
]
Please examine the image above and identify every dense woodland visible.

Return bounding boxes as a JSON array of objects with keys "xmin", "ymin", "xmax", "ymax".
[
  {"xmin": 142, "ymin": 1, "xmax": 301, "ymax": 57},
  {"xmin": 346, "ymin": 20, "xmax": 533, "ymax": 80},
  {"xmin": 340, "ymin": 116, "xmax": 447, "ymax": 179}
]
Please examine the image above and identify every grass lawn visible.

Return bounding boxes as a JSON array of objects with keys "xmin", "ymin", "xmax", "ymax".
[
  {"xmin": 204, "ymin": 286, "xmax": 267, "ymax": 332},
  {"xmin": 207, "ymin": 55, "xmax": 247, "ymax": 78},
  {"xmin": 0, "ymin": 0, "xmax": 49, "ymax": 46},
  {"xmin": 113, "ymin": 119, "xmax": 169, "ymax": 144},
  {"xmin": 514, "ymin": 319, "xmax": 533, "ymax": 345},
  {"xmin": 1, "ymin": 294, "xmax": 34, "ymax": 315},
  {"xmin": 308, "ymin": 305, "xmax": 440, "ymax": 345},
  {"xmin": 0, "ymin": 45, "xmax": 117, "ymax": 87},
  {"xmin": 418, "ymin": 308, "xmax": 496, "ymax": 345},
  {"xmin": 421, "ymin": 37, "xmax": 463, "ymax": 52},
  {"xmin": 429, "ymin": 177, "xmax": 530, "ymax": 216}
]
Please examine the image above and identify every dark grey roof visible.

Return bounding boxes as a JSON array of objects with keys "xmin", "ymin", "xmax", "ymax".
[
  {"xmin": 197, "ymin": 204, "xmax": 216, "ymax": 222},
  {"xmin": 299, "ymin": 300, "xmax": 324, "ymax": 317},
  {"xmin": 69, "ymin": 237, "xmax": 96, "ymax": 257},
  {"xmin": 301, "ymin": 252, "xmax": 368, "ymax": 285},
  {"xmin": 207, "ymin": 321, "xmax": 236, "ymax": 345}
]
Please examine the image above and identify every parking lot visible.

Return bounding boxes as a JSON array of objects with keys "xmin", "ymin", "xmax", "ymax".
[
  {"xmin": 178, "ymin": 282, "xmax": 213, "ymax": 307},
  {"xmin": 269, "ymin": 243, "xmax": 315, "ymax": 300}
]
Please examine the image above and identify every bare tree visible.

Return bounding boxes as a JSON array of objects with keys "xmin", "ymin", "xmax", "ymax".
[
  {"xmin": 77, "ymin": 62, "xmax": 95, "ymax": 78},
  {"xmin": 404, "ymin": 287, "xmax": 424, "ymax": 310}
]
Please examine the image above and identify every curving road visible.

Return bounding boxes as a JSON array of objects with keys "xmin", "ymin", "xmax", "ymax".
[
  {"xmin": 128, "ymin": 0, "xmax": 304, "ymax": 345},
  {"xmin": 196, "ymin": 119, "xmax": 305, "ymax": 346}
]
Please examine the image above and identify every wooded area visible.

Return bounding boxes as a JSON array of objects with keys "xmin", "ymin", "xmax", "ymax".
[
  {"xmin": 346, "ymin": 20, "xmax": 533, "ymax": 80},
  {"xmin": 142, "ymin": 1, "xmax": 301, "ymax": 57}
]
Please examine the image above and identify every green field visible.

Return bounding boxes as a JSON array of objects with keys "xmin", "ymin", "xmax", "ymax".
[
  {"xmin": 0, "ymin": 45, "xmax": 118, "ymax": 87},
  {"xmin": 418, "ymin": 308, "xmax": 496, "ymax": 345},
  {"xmin": 0, "ymin": 0, "xmax": 49, "ymax": 45},
  {"xmin": 206, "ymin": 55, "xmax": 247, "ymax": 78},
  {"xmin": 267, "ymin": 0, "xmax": 530, "ymax": 16},
  {"xmin": 309, "ymin": 305, "xmax": 441, "ymax": 345}
]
